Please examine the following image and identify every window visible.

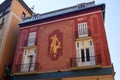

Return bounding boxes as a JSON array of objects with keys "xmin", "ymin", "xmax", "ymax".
[
  {"xmin": 22, "ymin": 12, "xmax": 26, "ymax": 19},
  {"xmin": 77, "ymin": 3, "xmax": 86, "ymax": 9},
  {"xmin": 0, "ymin": 18, "xmax": 5, "ymax": 29},
  {"xmin": 0, "ymin": 12, "xmax": 3, "ymax": 16},
  {"xmin": 77, "ymin": 42, "xmax": 79, "ymax": 48},
  {"xmin": 24, "ymin": 50, "xmax": 26, "ymax": 55},
  {"xmin": 81, "ymin": 49, "xmax": 85, "ymax": 62},
  {"xmin": 78, "ymin": 22, "xmax": 88, "ymax": 38},
  {"xmin": 34, "ymin": 49, "xmax": 37, "ymax": 54},
  {"xmin": 5, "ymin": 7, "xmax": 10, "ymax": 13},
  {"xmin": 28, "ymin": 32, "xmax": 36, "ymax": 46},
  {"xmin": 86, "ymin": 48, "xmax": 90, "ymax": 61},
  {"xmin": 90, "ymin": 40, "xmax": 92, "ymax": 46},
  {"xmin": 21, "ymin": 48, "xmax": 37, "ymax": 72},
  {"xmin": 76, "ymin": 39, "xmax": 95, "ymax": 66},
  {"xmin": 80, "ymin": 48, "xmax": 90, "ymax": 62}
]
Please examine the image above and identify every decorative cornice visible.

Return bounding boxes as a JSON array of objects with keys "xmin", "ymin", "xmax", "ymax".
[
  {"xmin": 17, "ymin": 0, "xmax": 33, "ymax": 15},
  {"xmin": 0, "ymin": 0, "xmax": 12, "ymax": 12},
  {"xmin": 19, "ymin": 2, "xmax": 105, "ymax": 27}
]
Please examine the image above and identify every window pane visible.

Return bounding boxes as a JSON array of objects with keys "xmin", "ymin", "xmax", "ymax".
[
  {"xmin": 81, "ymin": 49, "xmax": 85, "ymax": 62},
  {"xmin": 86, "ymin": 48, "xmax": 90, "ymax": 61},
  {"xmin": 22, "ymin": 12, "xmax": 26, "ymax": 19},
  {"xmin": 78, "ymin": 22, "xmax": 88, "ymax": 38},
  {"xmin": 77, "ymin": 42, "xmax": 79, "ymax": 48},
  {"xmin": 28, "ymin": 32, "xmax": 36, "ymax": 46},
  {"xmin": 90, "ymin": 40, "xmax": 92, "ymax": 46}
]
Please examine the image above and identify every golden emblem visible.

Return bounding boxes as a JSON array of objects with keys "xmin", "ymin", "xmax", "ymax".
[{"xmin": 50, "ymin": 34, "xmax": 61, "ymax": 54}]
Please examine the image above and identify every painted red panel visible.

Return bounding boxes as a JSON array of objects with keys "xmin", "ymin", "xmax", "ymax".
[
  {"xmin": 48, "ymin": 30, "xmax": 63, "ymax": 61},
  {"xmin": 35, "ymin": 20, "xmax": 75, "ymax": 72},
  {"xmin": 19, "ymin": 29, "xmax": 29, "ymax": 48}
]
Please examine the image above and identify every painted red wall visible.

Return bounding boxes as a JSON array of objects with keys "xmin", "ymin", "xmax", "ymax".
[{"xmin": 13, "ymin": 10, "xmax": 111, "ymax": 73}]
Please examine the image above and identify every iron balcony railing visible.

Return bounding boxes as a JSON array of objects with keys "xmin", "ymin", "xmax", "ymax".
[
  {"xmin": 14, "ymin": 62, "xmax": 39, "ymax": 73},
  {"xmin": 70, "ymin": 55, "xmax": 101, "ymax": 67}
]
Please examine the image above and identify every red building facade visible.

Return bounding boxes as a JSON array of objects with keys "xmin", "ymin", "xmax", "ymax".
[{"xmin": 12, "ymin": 2, "xmax": 114, "ymax": 80}]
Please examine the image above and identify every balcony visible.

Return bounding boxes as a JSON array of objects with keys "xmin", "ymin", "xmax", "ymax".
[
  {"xmin": 70, "ymin": 55, "xmax": 102, "ymax": 70},
  {"xmin": 13, "ymin": 62, "xmax": 39, "ymax": 75}
]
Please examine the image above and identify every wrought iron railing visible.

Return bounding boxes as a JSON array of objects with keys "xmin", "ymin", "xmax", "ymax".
[
  {"xmin": 70, "ymin": 55, "xmax": 101, "ymax": 67},
  {"xmin": 14, "ymin": 62, "xmax": 39, "ymax": 73}
]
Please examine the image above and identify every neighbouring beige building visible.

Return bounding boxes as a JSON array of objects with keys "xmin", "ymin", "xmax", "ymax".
[{"xmin": 0, "ymin": 0, "xmax": 33, "ymax": 79}]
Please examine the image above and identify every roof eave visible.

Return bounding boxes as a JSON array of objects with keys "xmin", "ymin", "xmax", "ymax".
[{"xmin": 19, "ymin": 3, "xmax": 105, "ymax": 27}]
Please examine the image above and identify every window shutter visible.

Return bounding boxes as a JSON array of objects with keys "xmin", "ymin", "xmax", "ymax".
[
  {"xmin": 78, "ymin": 22, "xmax": 88, "ymax": 38},
  {"xmin": 28, "ymin": 32, "xmax": 36, "ymax": 46}
]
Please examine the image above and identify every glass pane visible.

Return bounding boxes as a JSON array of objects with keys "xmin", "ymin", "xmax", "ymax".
[
  {"xmin": 81, "ymin": 49, "xmax": 85, "ymax": 62},
  {"xmin": 78, "ymin": 22, "xmax": 88, "ymax": 38},
  {"xmin": 86, "ymin": 48, "xmax": 90, "ymax": 61},
  {"xmin": 28, "ymin": 32, "xmax": 36, "ymax": 46},
  {"xmin": 77, "ymin": 42, "xmax": 79, "ymax": 48},
  {"xmin": 90, "ymin": 40, "xmax": 92, "ymax": 46}
]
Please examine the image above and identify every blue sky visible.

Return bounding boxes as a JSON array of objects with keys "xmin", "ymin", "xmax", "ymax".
[{"xmin": 0, "ymin": 0, "xmax": 119, "ymax": 79}]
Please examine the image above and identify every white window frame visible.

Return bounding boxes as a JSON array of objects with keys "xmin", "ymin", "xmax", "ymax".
[
  {"xmin": 28, "ymin": 32, "xmax": 36, "ymax": 46},
  {"xmin": 78, "ymin": 22, "xmax": 88, "ymax": 38},
  {"xmin": 76, "ymin": 39, "xmax": 95, "ymax": 66},
  {"xmin": 21, "ymin": 48, "xmax": 37, "ymax": 72}
]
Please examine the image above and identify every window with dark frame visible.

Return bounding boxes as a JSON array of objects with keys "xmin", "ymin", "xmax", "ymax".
[
  {"xmin": 22, "ymin": 12, "xmax": 26, "ymax": 19},
  {"xmin": 86, "ymin": 48, "xmax": 90, "ymax": 61},
  {"xmin": 81, "ymin": 49, "xmax": 85, "ymax": 62}
]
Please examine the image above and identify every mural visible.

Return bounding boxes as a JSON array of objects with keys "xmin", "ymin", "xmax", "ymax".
[{"xmin": 48, "ymin": 30, "xmax": 63, "ymax": 61}]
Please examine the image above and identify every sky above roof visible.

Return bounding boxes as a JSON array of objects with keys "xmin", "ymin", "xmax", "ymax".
[{"xmin": 0, "ymin": 0, "xmax": 119, "ymax": 79}]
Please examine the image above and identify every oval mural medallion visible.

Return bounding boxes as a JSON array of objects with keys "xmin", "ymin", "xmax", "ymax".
[{"xmin": 48, "ymin": 30, "xmax": 62, "ymax": 61}]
